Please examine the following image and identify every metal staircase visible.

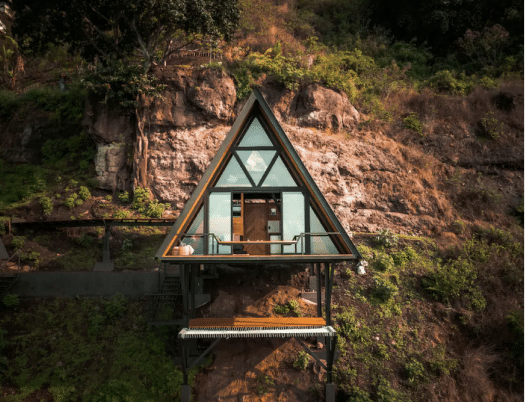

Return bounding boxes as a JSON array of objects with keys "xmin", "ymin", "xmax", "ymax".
[{"xmin": 147, "ymin": 274, "xmax": 184, "ymax": 326}]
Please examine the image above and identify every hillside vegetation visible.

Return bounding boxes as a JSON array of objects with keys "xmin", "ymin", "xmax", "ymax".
[{"xmin": 0, "ymin": 0, "xmax": 523, "ymax": 401}]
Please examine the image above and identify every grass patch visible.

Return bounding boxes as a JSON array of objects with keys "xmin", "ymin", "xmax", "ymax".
[{"xmin": 0, "ymin": 297, "xmax": 205, "ymax": 401}]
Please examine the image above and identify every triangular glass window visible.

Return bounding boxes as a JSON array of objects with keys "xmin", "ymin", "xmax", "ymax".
[
  {"xmin": 237, "ymin": 150, "xmax": 276, "ymax": 186},
  {"xmin": 261, "ymin": 156, "xmax": 297, "ymax": 187},
  {"xmin": 182, "ymin": 207, "xmax": 204, "ymax": 254},
  {"xmin": 238, "ymin": 117, "xmax": 274, "ymax": 147},
  {"xmin": 309, "ymin": 207, "xmax": 339, "ymax": 254},
  {"xmin": 215, "ymin": 157, "xmax": 253, "ymax": 187}
]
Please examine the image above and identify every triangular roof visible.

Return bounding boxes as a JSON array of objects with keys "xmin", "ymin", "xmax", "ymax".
[{"xmin": 155, "ymin": 88, "xmax": 361, "ymax": 260}]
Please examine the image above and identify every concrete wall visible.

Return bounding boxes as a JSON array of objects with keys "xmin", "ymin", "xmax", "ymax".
[{"xmin": 11, "ymin": 272, "xmax": 161, "ymax": 298}]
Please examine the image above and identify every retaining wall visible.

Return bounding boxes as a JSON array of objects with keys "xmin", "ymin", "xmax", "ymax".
[{"xmin": 10, "ymin": 272, "xmax": 161, "ymax": 298}]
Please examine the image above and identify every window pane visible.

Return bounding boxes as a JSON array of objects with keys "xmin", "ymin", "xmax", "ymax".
[
  {"xmin": 215, "ymin": 157, "xmax": 252, "ymax": 187},
  {"xmin": 261, "ymin": 157, "xmax": 297, "ymax": 187},
  {"xmin": 182, "ymin": 207, "xmax": 204, "ymax": 254},
  {"xmin": 208, "ymin": 193, "xmax": 231, "ymax": 254},
  {"xmin": 238, "ymin": 117, "xmax": 274, "ymax": 147},
  {"xmin": 237, "ymin": 150, "xmax": 276, "ymax": 186},
  {"xmin": 270, "ymin": 234, "xmax": 282, "ymax": 254},
  {"xmin": 310, "ymin": 207, "xmax": 339, "ymax": 254},
  {"xmin": 282, "ymin": 192, "xmax": 304, "ymax": 253}
]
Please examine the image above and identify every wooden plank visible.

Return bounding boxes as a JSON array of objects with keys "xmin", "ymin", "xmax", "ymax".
[{"xmin": 189, "ymin": 317, "xmax": 326, "ymax": 328}]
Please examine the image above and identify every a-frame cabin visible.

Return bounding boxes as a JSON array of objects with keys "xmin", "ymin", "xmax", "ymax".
[
  {"xmin": 154, "ymin": 89, "xmax": 361, "ymax": 402},
  {"xmin": 156, "ymin": 89, "xmax": 361, "ymax": 263}
]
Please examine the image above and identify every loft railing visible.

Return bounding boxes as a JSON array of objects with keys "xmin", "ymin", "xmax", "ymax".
[{"xmin": 174, "ymin": 232, "xmax": 344, "ymax": 256}]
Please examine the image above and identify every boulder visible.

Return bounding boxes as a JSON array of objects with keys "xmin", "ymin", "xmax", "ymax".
[{"xmin": 295, "ymin": 84, "xmax": 360, "ymax": 130}]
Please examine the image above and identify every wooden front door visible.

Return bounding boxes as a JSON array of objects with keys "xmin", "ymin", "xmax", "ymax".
[{"xmin": 244, "ymin": 201, "xmax": 267, "ymax": 255}]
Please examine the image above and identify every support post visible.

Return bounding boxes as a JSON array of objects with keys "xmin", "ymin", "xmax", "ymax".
[
  {"xmin": 325, "ymin": 263, "xmax": 331, "ymax": 325},
  {"xmin": 102, "ymin": 227, "xmax": 111, "ymax": 263},
  {"xmin": 190, "ymin": 265, "xmax": 197, "ymax": 319},
  {"xmin": 316, "ymin": 263, "xmax": 322, "ymax": 318},
  {"xmin": 325, "ymin": 334, "xmax": 337, "ymax": 402},
  {"xmin": 181, "ymin": 264, "xmax": 189, "ymax": 328}
]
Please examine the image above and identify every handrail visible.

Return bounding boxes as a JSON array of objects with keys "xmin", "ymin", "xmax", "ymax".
[{"xmin": 178, "ymin": 232, "xmax": 343, "ymax": 255}]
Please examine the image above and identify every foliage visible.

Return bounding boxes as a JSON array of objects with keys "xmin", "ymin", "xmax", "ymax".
[
  {"xmin": 373, "ymin": 253, "xmax": 395, "ymax": 272},
  {"xmin": 105, "ymin": 293, "xmax": 127, "ymax": 320},
  {"xmin": 423, "ymin": 257, "xmax": 486, "ymax": 311},
  {"xmin": 404, "ymin": 358, "xmax": 426, "ymax": 383},
  {"xmin": 78, "ymin": 186, "xmax": 91, "ymax": 201},
  {"xmin": 273, "ymin": 300, "xmax": 301, "ymax": 316},
  {"xmin": 480, "ymin": 112, "xmax": 505, "ymax": 139},
  {"xmin": 458, "ymin": 24, "xmax": 510, "ymax": 70},
  {"xmin": 452, "ymin": 220, "xmax": 466, "ymax": 235},
  {"xmin": 426, "ymin": 70, "xmax": 474, "ymax": 95},
  {"xmin": 81, "ymin": 62, "xmax": 165, "ymax": 109},
  {"xmin": 372, "ymin": 277, "xmax": 399, "ymax": 303},
  {"xmin": 293, "ymin": 350, "xmax": 310, "ymax": 370},
  {"xmin": 64, "ymin": 193, "xmax": 78, "ymax": 210},
  {"xmin": 20, "ymin": 251, "xmax": 42, "ymax": 266},
  {"xmin": 75, "ymin": 233, "xmax": 95, "ymax": 248},
  {"xmin": 11, "ymin": 236, "xmax": 26, "ymax": 250},
  {"xmin": 41, "ymin": 131, "xmax": 96, "ymax": 169},
  {"xmin": 131, "ymin": 187, "xmax": 169, "ymax": 218},
  {"xmin": 0, "ymin": 161, "xmax": 47, "ymax": 212},
  {"xmin": 507, "ymin": 310, "xmax": 524, "ymax": 361},
  {"xmin": 255, "ymin": 375, "xmax": 274, "ymax": 395},
  {"xmin": 118, "ymin": 191, "xmax": 130, "ymax": 203},
  {"xmin": 12, "ymin": 0, "xmax": 240, "ymax": 67},
  {"xmin": 0, "ymin": 35, "xmax": 24, "ymax": 90},
  {"xmin": 2, "ymin": 298, "xmax": 203, "ymax": 400},
  {"xmin": 374, "ymin": 229, "xmax": 399, "ymax": 248},
  {"xmin": 39, "ymin": 197, "xmax": 54, "ymax": 216},
  {"xmin": 2, "ymin": 294, "xmax": 20, "ymax": 308},
  {"xmin": 403, "ymin": 113, "xmax": 423, "ymax": 136}
]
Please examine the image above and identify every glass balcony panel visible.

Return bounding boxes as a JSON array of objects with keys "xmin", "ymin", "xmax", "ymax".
[
  {"xmin": 309, "ymin": 207, "xmax": 339, "ymax": 254},
  {"xmin": 282, "ymin": 192, "xmax": 304, "ymax": 253},
  {"xmin": 208, "ymin": 193, "xmax": 232, "ymax": 254}
]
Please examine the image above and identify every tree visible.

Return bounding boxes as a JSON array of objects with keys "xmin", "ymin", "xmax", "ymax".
[{"xmin": 10, "ymin": 0, "xmax": 239, "ymax": 67}]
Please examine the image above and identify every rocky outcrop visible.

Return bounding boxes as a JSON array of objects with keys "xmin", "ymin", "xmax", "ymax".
[{"xmin": 295, "ymin": 84, "xmax": 360, "ymax": 130}]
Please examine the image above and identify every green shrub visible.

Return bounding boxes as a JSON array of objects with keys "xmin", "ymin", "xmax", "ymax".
[
  {"xmin": 426, "ymin": 70, "xmax": 473, "ymax": 95},
  {"xmin": 374, "ymin": 229, "xmax": 399, "ymax": 248},
  {"xmin": 423, "ymin": 258, "xmax": 486, "ymax": 311},
  {"xmin": 75, "ymin": 234, "xmax": 95, "ymax": 248},
  {"xmin": 273, "ymin": 304, "xmax": 290, "ymax": 314},
  {"xmin": 372, "ymin": 277, "xmax": 399, "ymax": 302},
  {"xmin": 2, "ymin": 293, "xmax": 20, "ymax": 308},
  {"xmin": 64, "ymin": 193, "xmax": 78, "ymax": 209},
  {"xmin": 20, "ymin": 250, "xmax": 42, "ymax": 266},
  {"xmin": 144, "ymin": 200, "xmax": 169, "ymax": 218},
  {"xmin": 373, "ymin": 253, "xmax": 395, "ymax": 272},
  {"xmin": 79, "ymin": 186, "xmax": 91, "ymax": 201},
  {"xmin": 118, "ymin": 191, "xmax": 130, "ymax": 203},
  {"xmin": 293, "ymin": 350, "xmax": 311, "ymax": 370},
  {"xmin": 507, "ymin": 310, "xmax": 524, "ymax": 361},
  {"xmin": 105, "ymin": 195, "xmax": 113, "ymax": 202},
  {"xmin": 39, "ymin": 197, "xmax": 53, "ymax": 216},
  {"xmin": 132, "ymin": 187, "xmax": 150, "ymax": 212},
  {"xmin": 403, "ymin": 113, "xmax": 423, "ymax": 136},
  {"xmin": 480, "ymin": 112, "xmax": 505, "ymax": 139},
  {"xmin": 392, "ymin": 246, "xmax": 418, "ymax": 267},
  {"xmin": 75, "ymin": 198, "xmax": 84, "ymax": 207},
  {"xmin": 113, "ymin": 210, "xmax": 131, "ymax": 219},
  {"xmin": 11, "ymin": 236, "xmax": 26, "ymax": 250},
  {"xmin": 0, "ymin": 162, "xmax": 47, "ymax": 211},
  {"xmin": 452, "ymin": 220, "xmax": 466, "ymax": 235},
  {"xmin": 105, "ymin": 293, "xmax": 127, "ymax": 320},
  {"xmin": 404, "ymin": 358, "xmax": 426, "ymax": 383}
]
